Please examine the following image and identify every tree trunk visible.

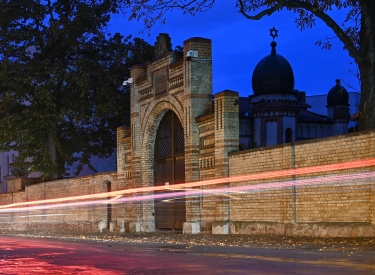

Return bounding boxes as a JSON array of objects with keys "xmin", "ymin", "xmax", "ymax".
[
  {"xmin": 358, "ymin": 0, "xmax": 375, "ymax": 130},
  {"xmin": 358, "ymin": 65, "xmax": 375, "ymax": 130},
  {"xmin": 47, "ymin": 130, "xmax": 59, "ymax": 180}
]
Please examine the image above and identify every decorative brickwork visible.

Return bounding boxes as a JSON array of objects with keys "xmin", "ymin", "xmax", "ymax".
[{"xmin": 0, "ymin": 34, "xmax": 373, "ymax": 238}]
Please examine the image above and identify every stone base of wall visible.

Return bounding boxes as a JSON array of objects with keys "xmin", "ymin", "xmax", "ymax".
[
  {"xmin": 212, "ymin": 222, "xmax": 229, "ymax": 234},
  {"xmin": 200, "ymin": 222, "xmax": 213, "ymax": 233},
  {"xmin": 0, "ymin": 222, "xmax": 99, "ymax": 234},
  {"xmin": 141, "ymin": 221, "xmax": 155, "ymax": 232},
  {"xmin": 1, "ymin": 221, "xmax": 374, "ymax": 238},
  {"xmin": 129, "ymin": 221, "xmax": 141, "ymax": 233},
  {"xmin": 127, "ymin": 221, "xmax": 155, "ymax": 233},
  {"xmin": 183, "ymin": 222, "xmax": 201, "ymax": 234},
  {"xmin": 230, "ymin": 221, "xmax": 375, "ymax": 237}
]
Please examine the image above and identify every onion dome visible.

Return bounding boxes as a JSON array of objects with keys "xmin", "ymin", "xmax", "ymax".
[
  {"xmin": 252, "ymin": 41, "xmax": 295, "ymax": 96},
  {"xmin": 327, "ymin": 79, "xmax": 349, "ymax": 106}
]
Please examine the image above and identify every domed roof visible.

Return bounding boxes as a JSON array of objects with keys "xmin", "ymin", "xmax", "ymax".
[
  {"xmin": 327, "ymin": 79, "xmax": 349, "ymax": 106},
  {"xmin": 252, "ymin": 41, "xmax": 295, "ymax": 96}
]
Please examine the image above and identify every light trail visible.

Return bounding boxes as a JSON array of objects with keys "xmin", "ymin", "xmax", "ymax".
[
  {"xmin": 0, "ymin": 158, "xmax": 374, "ymax": 211},
  {"xmin": 104, "ymin": 195, "xmax": 123, "ymax": 203},
  {"xmin": 1, "ymin": 171, "xmax": 374, "ymax": 214},
  {"xmin": 18, "ymin": 214, "xmax": 69, "ymax": 218}
]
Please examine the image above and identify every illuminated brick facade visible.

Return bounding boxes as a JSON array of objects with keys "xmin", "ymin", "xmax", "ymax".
[{"xmin": 0, "ymin": 34, "xmax": 373, "ymax": 237}]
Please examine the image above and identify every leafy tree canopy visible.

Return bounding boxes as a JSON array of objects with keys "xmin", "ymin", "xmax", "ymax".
[
  {"xmin": 0, "ymin": 0, "xmax": 154, "ymax": 180},
  {"xmin": 123, "ymin": 0, "xmax": 375, "ymax": 130}
]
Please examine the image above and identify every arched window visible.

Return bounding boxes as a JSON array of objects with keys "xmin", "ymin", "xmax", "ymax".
[
  {"xmin": 245, "ymin": 122, "xmax": 250, "ymax": 135},
  {"xmin": 320, "ymin": 126, "xmax": 324, "ymax": 137},
  {"xmin": 305, "ymin": 126, "xmax": 310, "ymax": 138},
  {"xmin": 312, "ymin": 126, "xmax": 317, "ymax": 138},
  {"xmin": 285, "ymin": 128, "xmax": 293, "ymax": 143},
  {"xmin": 298, "ymin": 125, "xmax": 303, "ymax": 138},
  {"xmin": 327, "ymin": 127, "xmax": 331, "ymax": 136},
  {"xmin": 102, "ymin": 181, "xmax": 112, "ymax": 230},
  {"xmin": 266, "ymin": 121, "xmax": 278, "ymax": 146}
]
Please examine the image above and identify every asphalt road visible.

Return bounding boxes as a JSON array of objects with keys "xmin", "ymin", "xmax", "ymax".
[{"xmin": 0, "ymin": 235, "xmax": 374, "ymax": 275}]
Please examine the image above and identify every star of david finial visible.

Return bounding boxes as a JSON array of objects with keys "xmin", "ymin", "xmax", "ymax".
[{"xmin": 270, "ymin": 27, "xmax": 278, "ymax": 41}]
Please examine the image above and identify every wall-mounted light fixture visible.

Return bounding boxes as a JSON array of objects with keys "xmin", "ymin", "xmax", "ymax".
[
  {"xmin": 186, "ymin": 50, "xmax": 198, "ymax": 61},
  {"xmin": 123, "ymin": 78, "xmax": 134, "ymax": 85}
]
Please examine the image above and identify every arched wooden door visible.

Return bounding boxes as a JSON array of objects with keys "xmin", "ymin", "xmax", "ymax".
[{"xmin": 154, "ymin": 110, "xmax": 186, "ymax": 230}]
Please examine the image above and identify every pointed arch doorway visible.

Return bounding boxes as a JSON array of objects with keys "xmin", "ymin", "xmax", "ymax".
[{"xmin": 154, "ymin": 110, "xmax": 186, "ymax": 230}]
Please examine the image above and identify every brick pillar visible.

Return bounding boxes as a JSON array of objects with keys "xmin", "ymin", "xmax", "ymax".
[
  {"xmin": 116, "ymin": 126, "xmax": 132, "ymax": 232},
  {"xmin": 214, "ymin": 90, "xmax": 239, "ymax": 177},
  {"xmin": 128, "ymin": 65, "xmax": 150, "ymax": 232},
  {"xmin": 372, "ymin": 183, "xmax": 375, "ymax": 230},
  {"xmin": 116, "ymin": 126, "xmax": 129, "ymax": 188},
  {"xmin": 183, "ymin": 37, "xmax": 213, "ymax": 234},
  {"xmin": 371, "ymin": 132, "xmax": 375, "ymax": 226},
  {"xmin": 212, "ymin": 90, "xmax": 239, "ymax": 234}
]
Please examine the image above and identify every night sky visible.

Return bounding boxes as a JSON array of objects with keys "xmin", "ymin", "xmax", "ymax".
[
  {"xmin": 83, "ymin": 3, "xmax": 360, "ymax": 175},
  {"xmin": 109, "ymin": 2, "xmax": 360, "ymax": 97}
]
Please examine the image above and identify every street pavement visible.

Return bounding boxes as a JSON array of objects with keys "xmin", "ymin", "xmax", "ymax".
[{"xmin": 0, "ymin": 232, "xmax": 374, "ymax": 274}]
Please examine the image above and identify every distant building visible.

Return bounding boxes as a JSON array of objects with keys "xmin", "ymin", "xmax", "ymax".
[
  {"xmin": 0, "ymin": 151, "xmax": 41, "ymax": 193},
  {"xmin": 237, "ymin": 40, "xmax": 352, "ymax": 149},
  {"xmin": 0, "ymin": 150, "xmax": 116, "ymax": 193},
  {"xmin": 306, "ymin": 92, "xmax": 360, "ymax": 129}
]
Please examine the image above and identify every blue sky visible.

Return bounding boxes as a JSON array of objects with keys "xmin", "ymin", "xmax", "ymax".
[
  {"xmin": 109, "ymin": 2, "xmax": 359, "ymax": 98},
  {"xmin": 78, "ymin": 2, "xmax": 361, "ymax": 176}
]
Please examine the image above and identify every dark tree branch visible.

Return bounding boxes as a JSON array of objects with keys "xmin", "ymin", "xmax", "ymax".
[
  {"xmin": 237, "ymin": 0, "xmax": 362, "ymax": 63},
  {"xmin": 238, "ymin": 1, "xmax": 284, "ymax": 20}
]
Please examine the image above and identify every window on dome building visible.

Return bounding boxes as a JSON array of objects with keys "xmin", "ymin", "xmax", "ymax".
[
  {"xmin": 327, "ymin": 127, "xmax": 331, "ymax": 136},
  {"xmin": 312, "ymin": 126, "xmax": 317, "ymax": 138},
  {"xmin": 298, "ymin": 126, "xmax": 303, "ymax": 138},
  {"xmin": 266, "ymin": 121, "xmax": 278, "ymax": 146},
  {"xmin": 285, "ymin": 128, "xmax": 293, "ymax": 143},
  {"xmin": 305, "ymin": 126, "xmax": 310, "ymax": 138}
]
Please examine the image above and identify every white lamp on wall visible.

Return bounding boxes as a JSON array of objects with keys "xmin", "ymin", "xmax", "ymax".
[{"xmin": 123, "ymin": 78, "xmax": 133, "ymax": 85}]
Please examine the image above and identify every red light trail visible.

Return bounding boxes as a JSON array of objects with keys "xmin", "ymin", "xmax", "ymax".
[
  {"xmin": 0, "ymin": 168, "xmax": 374, "ymax": 214},
  {"xmin": 0, "ymin": 159, "xmax": 375, "ymax": 213},
  {"xmin": 1, "ymin": 158, "xmax": 374, "ymax": 211}
]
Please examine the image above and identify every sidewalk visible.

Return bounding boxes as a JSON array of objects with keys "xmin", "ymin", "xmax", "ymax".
[{"xmin": 5, "ymin": 231, "xmax": 375, "ymax": 252}]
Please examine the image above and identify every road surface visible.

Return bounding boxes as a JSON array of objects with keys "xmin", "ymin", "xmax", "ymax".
[{"xmin": 0, "ymin": 235, "xmax": 374, "ymax": 274}]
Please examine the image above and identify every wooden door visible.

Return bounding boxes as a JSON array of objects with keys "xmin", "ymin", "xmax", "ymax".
[{"xmin": 154, "ymin": 111, "xmax": 186, "ymax": 230}]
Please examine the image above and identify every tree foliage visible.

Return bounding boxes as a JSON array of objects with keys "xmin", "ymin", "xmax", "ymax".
[
  {"xmin": 123, "ymin": 0, "xmax": 375, "ymax": 130},
  {"xmin": 9, "ymin": 158, "xmax": 30, "ymax": 178},
  {"xmin": 0, "ymin": 0, "xmax": 154, "ymax": 180}
]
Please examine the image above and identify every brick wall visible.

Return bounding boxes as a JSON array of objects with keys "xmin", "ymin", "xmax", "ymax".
[
  {"xmin": 0, "ymin": 131, "xmax": 374, "ymax": 237},
  {"xmin": 6, "ymin": 178, "xmax": 39, "ymax": 193},
  {"xmin": 0, "ymin": 172, "xmax": 120, "ymax": 234},
  {"xmin": 226, "ymin": 130, "xmax": 375, "ymax": 236}
]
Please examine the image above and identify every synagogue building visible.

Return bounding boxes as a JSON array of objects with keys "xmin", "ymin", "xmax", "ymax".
[{"xmin": 116, "ymin": 33, "xmax": 352, "ymax": 232}]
